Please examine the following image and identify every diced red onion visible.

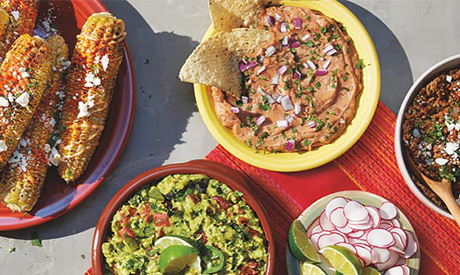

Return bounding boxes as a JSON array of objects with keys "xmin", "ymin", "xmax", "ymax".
[
  {"xmin": 273, "ymin": 93, "xmax": 280, "ymax": 100},
  {"xmin": 257, "ymin": 66, "xmax": 266, "ymax": 75},
  {"xmin": 239, "ymin": 62, "xmax": 247, "ymax": 72},
  {"xmin": 280, "ymin": 22, "xmax": 287, "ymax": 33},
  {"xmin": 315, "ymin": 69, "xmax": 328, "ymax": 76},
  {"xmin": 277, "ymin": 120, "xmax": 288, "ymax": 128},
  {"xmin": 295, "ymin": 102, "xmax": 301, "ymax": 114},
  {"xmin": 293, "ymin": 70, "xmax": 301, "ymax": 79},
  {"xmin": 231, "ymin": 107, "xmax": 240, "ymax": 114},
  {"xmin": 307, "ymin": 121, "xmax": 317, "ymax": 128},
  {"xmin": 246, "ymin": 62, "xmax": 257, "ymax": 70},
  {"xmin": 276, "ymin": 94, "xmax": 282, "ymax": 103},
  {"xmin": 293, "ymin": 18, "xmax": 302, "ymax": 30},
  {"xmin": 281, "ymin": 36, "xmax": 289, "ymax": 46},
  {"xmin": 279, "ymin": 65, "xmax": 288, "ymax": 75},
  {"xmin": 242, "ymin": 96, "xmax": 249, "ymax": 104},
  {"xmin": 259, "ymin": 56, "xmax": 265, "ymax": 64},
  {"xmin": 326, "ymin": 49, "xmax": 338, "ymax": 56},
  {"xmin": 265, "ymin": 46, "xmax": 276, "ymax": 57},
  {"xmin": 266, "ymin": 95, "xmax": 275, "ymax": 105},
  {"xmin": 323, "ymin": 44, "xmax": 334, "ymax": 53},
  {"xmin": 301, "ymin": 34, "xmax": 311, "ymax": 41},
  {"xmin": 306, "ymin": 60, "xmax": 316, "ymax": 70},
  {"xmin": 303, "ymin": 62, "xmax": 310, "ymax": 70},
  {"xmin": 274, "ymin": 13, "xmax": 282, "ymax": 21},
  {"xmin": 291, "ymin": 41, "xmax": 301, "ymax": 48},
  {"xmin": 281, "ymin": 95, "xmax": 294, "ymax": 111},
  {"xmin": 272, "ymin": 74, "xmax": 280, "ymax": 85},
  {"xmin": 323, "ymin": 59, "xmax": 332, "ymax": 69},
  {"xmin": 242, "ymin": 59, "xmax": 248, "ymax": 65},
  {"xmin": 257, "ymin": 87, "xmax": 267, "ymax": 96},
  {"xmin": 287, "ymin": 115, "xmax": 294, "ymax": 124},
  {"xmin": 286, "ymin": 139, "xmax": 295, "ymax": 151},
  {"xmin": 256, "ymin": 115, "xmax": 266, "ymax": 126},
  {"xmin": 266, "ymin": 15, "xmax": 275, "ymax": 26}
]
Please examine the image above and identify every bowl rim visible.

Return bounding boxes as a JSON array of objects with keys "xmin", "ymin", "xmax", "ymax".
[
  {"xmin": 394, "ymin": 53, "xmax": 460, "ymax": 220},
  {"xmin": 91, "ymin": 159, "xmax": 276, "ymax": 275},
  {"xmin": 194, "ymin": 0, "xmax": 381, "ymax": 172}
]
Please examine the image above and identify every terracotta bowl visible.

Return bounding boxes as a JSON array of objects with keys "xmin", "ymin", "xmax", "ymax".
[
  {"xmin": 92, "ymin": 159, "xmax": 275, "ymax": 275},
  {"xmin": 395, "ymin": 54, "xmax": 460, "ymax": 220}
]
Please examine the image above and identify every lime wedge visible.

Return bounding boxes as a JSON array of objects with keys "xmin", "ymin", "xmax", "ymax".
[
  {"xmin": 363, "ymin": 266, "xmax": 382, "ymax": 275},
  {"xmin": 289, "ymin": 219, "xmax": 321, "ymax": 263},
  {"xmin": 300, "ymin": 262, "xmax": 327, "ymax": 275},
  {"xmin": 155, "ymin": 236, "xmax": 197, "ymax": 251},
  {"xmin": 159, "ymin": 245, "xmax": 199, "ymax": 274},
  {"xmin": 319, "ymin": 246, "xmax": 363, "ymax": 275}
]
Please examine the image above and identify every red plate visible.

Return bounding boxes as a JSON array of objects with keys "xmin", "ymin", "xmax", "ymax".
[{"xmin": 0, "ymin": 0, "xmax": 136, "ymax": 230}]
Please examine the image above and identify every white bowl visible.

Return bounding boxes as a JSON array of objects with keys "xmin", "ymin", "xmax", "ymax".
[{"xmin": 395, "ymin": 54, "xmax": 460, "ymax": 220}]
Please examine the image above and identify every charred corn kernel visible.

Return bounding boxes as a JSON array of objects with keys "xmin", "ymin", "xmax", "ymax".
[
  {"xmin": 0, "ymin": 0, "xmax": 39, "ymax": 62},
  {"xmin": 58, "ymin": 12, "xmax": 126, "ymax": 183},
  {"xmin": 0, "ymin": 35, "xmax": 69, "ymax": 212},
  {"xmin": 0, "ymin": 34, "xmax": 53, "ymax": 172},
  {"xmin": 0, "ymin": 8, "xmax": 9, "ymax": 39}
]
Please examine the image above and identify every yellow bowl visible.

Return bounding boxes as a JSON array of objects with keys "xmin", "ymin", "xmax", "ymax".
[{"xmin": 194, "ymin": 0, "xmax": 381, "ymax": 172}]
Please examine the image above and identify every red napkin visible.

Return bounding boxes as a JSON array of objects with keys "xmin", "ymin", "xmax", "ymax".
[{"xmin": 86, "ymin": 102, "xmax": 458, "ymax": 274}]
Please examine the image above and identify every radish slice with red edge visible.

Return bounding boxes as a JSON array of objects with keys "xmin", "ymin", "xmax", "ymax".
[
  {"xmin": 389, "ymin": 246, "xmax": 405, "ymax": 255},
  {"xmin": 348, "ymin": 215, "xmax": 371, "ymax": 225},
  {"xmin": 401, "ymin": 265, "xmax": 411, "ymax": 275},
  {"xmin": 371, "ymin": 247, "xmax": 391, "ymax": 264},
  {"xmin": 320, "ymin": 211, "xmax": 335, "ymax": 231},
  {"xmin": 380, "ymin": 202, "xmax": 398, "ymax": 220},
  {"xmin": 396, "ymin": 257, "xmax": 406, "ymax": 266},
  {"xmin": 311, "ymin": 225, "xmax": 322, "ymax": 234},
  {"xmin": 336, "ymin": 242, "xmax": 357, "ymax": 254},
  {"xmin": 375, "ymin": 250, "xmax": 400, "ymax": 271},
  {"xmin": 349, "ymin": 238, "xmax": 368, "ymax": 246},
  {"xmin": 354, "ymin": 243, "xmax": 372, "ymax": 252},
  {"xmin": 348, "ymin": 221, "xmax": 373, "ymax": 231},
  {"xmin": 391, "ymin": 218, "xmax": 401, "ymax": 228},
  {"xmin": 306, "ymin": 219, "xmax": 320, "ymax": 236},
  {"xmin": 344, "ymin": 201, "xmax": 369, "ymax": 222},
  {"xmin": 365, "ymin": 206, "xmax": 382, "ymax": 228},
  {"xmin": 325, "ymin": 197, "xmax": 349, "ymax": 218},
  {"xmin": 330, "ymin": 207, "xmax": 348, "ymax": 228},
  {"xmin": 391, "ymin": 233, "xmax": 407, "ymax": 250},
  {"xmin": 348, "ymin": 230, "xmax": 365, "ymax": 238},
  {"xmin": 384, "ymin": 266, "xmax": 406, "ymax": 275},
  {"xmin": 317, "ymin": 233, "xmax": 346, "ymax": 249},
  {"xmin": 389, "ymin": 228, "xmax": 408, "ymax": 249},
  {"xmin": 355, "ymin": 245, "xmax": 372, "ymax": 266},
  {"xmin": 310, "ymin": 231, "xmax": 331, "ymax": 250},
  {"xmin": 367, "ymin": 229, "xmax": 395, "ymax": 248},
  {"xmin": 380, "ymin": 221, "xmax": 393, "ymax": 229},
  {"xmin": 404, "ymin": 231, "xmax": 418, "ymax": 259},
  {"xmin": 336, "ymin": 225, "xmax": 353, "ymax": 234}
]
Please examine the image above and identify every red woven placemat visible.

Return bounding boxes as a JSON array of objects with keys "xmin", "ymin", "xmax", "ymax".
[{"xmin": 86, "ymin": 102, "xmax": 457, "ymax": 274}]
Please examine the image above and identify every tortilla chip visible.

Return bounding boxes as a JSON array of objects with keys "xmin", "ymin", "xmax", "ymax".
[
  {"xmin": 209, "ymin": 0, "xmax": 265, "ymax": 32},
  {"xmin": 179, "ymin": 29, "xmax": 272, "ymax": 97}
]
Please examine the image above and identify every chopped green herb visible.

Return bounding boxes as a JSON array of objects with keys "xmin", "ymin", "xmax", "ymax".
[
  {"xmin": 30, "ymin": 232, "xmax": 42, "ymax": 248},
  {"xmin": 355, "ymin": 59, "xmax": 366, "ymax": 69}
]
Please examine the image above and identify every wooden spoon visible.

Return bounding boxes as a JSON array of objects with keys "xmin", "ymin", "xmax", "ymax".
[{"xmin": 406, "ymin": 154, "xmax": 460, "ymax": 227}]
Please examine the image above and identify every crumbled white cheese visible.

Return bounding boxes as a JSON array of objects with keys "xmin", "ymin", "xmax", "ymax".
[
  {"xmin": 0, "ymin": 140, "xmax": 7, "ymax": 152},
  {"xmin": 435, "ymin": 158, "xmax": 449, "ymax": 166},
  {"xmin": 445, "ymin": 142, "xmax": 459, "ymax": 155},
  {"xmin": 11, "ymin": 11, "xmax": 19, "ymax": 21},
  {"xmin": 48, "ymin": 117, "xmax": 56, "ymax": 128},
  {"xmin": 21, "ymin": 71, "xmax": 30, "ymax": 78},
  {"xmin": 446, "ymin": 75, "xmax": 453, "ymax": 83},
  {"xmin": 101, "ymin": 54, "xmax": 109, "ymax": 71},
  {"xmin": 0, "ymin": 97, "xmax": 8, "ymax": 107},
  {"xmin": 77, "ymin": 101, "xmax": 90, "ymax": 118},
  {"xmin": 49, "ymin": 147, "xmax": 60, "ymax": 166},
  {"xmin": 19, "ymin": 139, "xmax": 27, "ymax": 147},
  {"xmin": 84, "ymin": 72, "xmax": 101, "ymax": 87},
  {"xmin": 15, "ymin": 92, "xmax": 29, "ymax": 107},
  {"xmin": 44, "ymin": 144, "xmax": 51, "ymax": 154},
  {"xmin": 8, "ymin": 151, "xmax": 22, "ymax": 165}
]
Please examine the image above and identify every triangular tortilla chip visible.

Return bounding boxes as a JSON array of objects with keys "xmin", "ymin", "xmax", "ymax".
[
  {"xmin": 179, "ymin": 29, "xmax": 272, "ymax": 97},
  {"xmin": 209, "ymin": 0, "xmax": 265, "ymax": 32}
]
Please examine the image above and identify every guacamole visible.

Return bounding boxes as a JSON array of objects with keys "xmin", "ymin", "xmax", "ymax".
[{"xmin": 102, "ymin": 174, "xmax": 268, "ymax": 275}]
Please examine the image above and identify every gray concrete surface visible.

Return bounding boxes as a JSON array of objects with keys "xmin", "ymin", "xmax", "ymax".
[{"xmin": 0, "ymin": 1, "xmax": 458, "ymax": 274}]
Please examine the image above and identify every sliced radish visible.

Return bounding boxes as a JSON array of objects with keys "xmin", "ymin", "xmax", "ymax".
[
  {"xmin": 348, "ymin": 230, "xmax": 365, "ymax": 238},
  {"xmin": 330, "ymin": 207, "xmax": 348, "ymax": 228},
  {"xmin": 401, "ymin": 265, "xmax": 411, "ymax": 275},
  {"xmin": 375, "ymin": 250, "xmax": 400, "ymax": 271},
  {"xmin": 336, "ymin": 242, "xmax": 357, "ymax": 254},
  {"xmin": 349, "ymin": 238, "xmax": 368, "ymax": 246},
  {"xmin": 390, "ymin": 218, "xmax": 401, "ymax": 228},
  {"xmin": 354, "ymin": 243, "xmax": 372, "ymax": 251},
  {"xmin": 380, "ymin": 202, "xmax": 398, "ymax": 220},
  {"xmin": 317, "ymin": 233, "xmax": 346, "ymax": 249},
  {"xmin": 336, "ymin": 225, "xmax": 354, "ymax": 234},
  {"xmin": 355, "ymin": 245, "xmax": 372, "ymax": 266},
  {"xmin": 344, "ymin": 201, "xmax": 369, "ymax": 222},
  {"xmin": 310, "ymin": 231, "xmax": 331, "ymax": 250},
  {"xmin": 312, "ymin": 225, "xmax": 322, "ymax": 234},
  {"xmin": 396, "ymin": 257, "xmax": 406, "ymax": 266},
  {"xmin": 348, "ymin": 221, "xmax": 373, "ymax": 230},
  {"xmin": 389, "ymin": 246, "xmax": 405, "ymax": 255},
  {"xmin": 404, "ymin": 231, "xmax": 418, "ymax": 259},
  {"xmin": 358, "ymin": 231, "xmax": 369, "ymax": 241},
  {"xmin": 365, "ymin": 206, "xmax": 382, "ymax": 228},
  {"xmin": 371, "ymin": 247, "xmax": 391, "ymax": 264},
  {"xmin": 320, "ymin": 211, "xmax": 335, "ymax": 231},
  {"xmin": 367, "ymin": 229, "xmax": 395, "ymax": 248},
  {"xmin": 384, "ymin": 266, "xmax": 405, "ymax": 275},
  {"xmin": 389, "ymin": 228, "xmax": 408, "ymax": 249},
  {"xmin": 380, "ymin": 221, "xmax": 394, "ymax": 229},
  {"xmin": 348, "ymin": 215, "xmax": 371, "ymax": 225},
  {"xmin": 325, "ymin": 197, "xmax": 349, "ymax": 218},
  {"xmin": 306, "ymin": 219, "xmax": 320, "ymax": 235}
]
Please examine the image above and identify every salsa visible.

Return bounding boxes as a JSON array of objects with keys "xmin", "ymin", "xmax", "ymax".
[
  {"xmin": 102, "ymin": 174, "xmax": 268, "ymax": 275},
  {"xmin": 211, "ymin": 5, "xmax": 363, "ymax": 152}
]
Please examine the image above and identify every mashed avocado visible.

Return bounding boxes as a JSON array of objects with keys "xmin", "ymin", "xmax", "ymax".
[{"xmin": 102, "ymin": 174, "xmax": 268, "ymax": 275}]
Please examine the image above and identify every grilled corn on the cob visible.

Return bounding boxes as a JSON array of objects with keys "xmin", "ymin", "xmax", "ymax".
[
  {"xmin": 58, "ymin": 12, "xmax": 126, "ymax": 182},
  {"xmin": 0, "ymin": 35, "xmax": 69, "ymax": 212},
  {"xmin": 0, "ymin": 8, "xmax": 9, "ymax": 40},
  {"xmin": 0, "ymin": 0, "xmax": 39, "ymax": 62},
  {"xmin": 0, "ymin": 34, "xmax": 53, "ymax": 172}
]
